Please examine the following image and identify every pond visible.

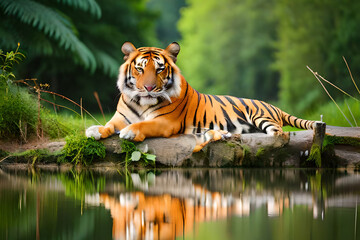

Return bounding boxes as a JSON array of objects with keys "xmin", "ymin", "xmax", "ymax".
[{"xmin": 0, "ymin": 167, "xmax": 359, "ymax": 240}]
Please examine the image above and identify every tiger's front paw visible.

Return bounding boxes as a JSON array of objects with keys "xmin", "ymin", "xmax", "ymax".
[
  {"xmin": 119, "ymin": 126, "xmax": 145, "ymax": 142},
  {"xmin": 85, "ymin": 125, "xmax": 102, "ymax": 140}
]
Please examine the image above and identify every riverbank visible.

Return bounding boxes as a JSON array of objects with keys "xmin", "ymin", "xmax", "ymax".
[{"xmin": 1, "ymin": 125, "xmax": 359, "ymax": 169}]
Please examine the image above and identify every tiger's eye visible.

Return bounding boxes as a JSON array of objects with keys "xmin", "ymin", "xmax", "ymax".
[{"xmin": 135, "ymin": 67, "xmax": 143, "ymax": 73}]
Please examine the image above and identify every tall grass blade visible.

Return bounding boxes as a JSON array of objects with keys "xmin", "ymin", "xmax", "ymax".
[
  {"xmin": 345, "ymin": 100, "xmax": 358, "ymax": 127},
  {"xmin": 93, "ymin": 91, "xmax": 106, "ymax": 124},
  {"xmin": 313, "ymin": 71, "xmax": 359, "ymax": 102},
  {"xmin": 307, "ymin": 66, "xmax": 354, "ymax": 127},
  {"xmin": 16, "ymin": 79, "xmax": 101, "ymax": 125},
  {"xmin": 343, "ymin": 56, "xmax": 360, "ymax": 96}
]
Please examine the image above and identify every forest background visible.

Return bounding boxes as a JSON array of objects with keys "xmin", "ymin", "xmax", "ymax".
[{"xmin": 1, "ymin": 0, "xmax": 359, "ymax": 128}]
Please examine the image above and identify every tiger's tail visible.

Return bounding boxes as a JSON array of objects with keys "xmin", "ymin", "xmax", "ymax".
[{"xmin": 282, "ymin": 112, "xmax": 316, "ymax": 130}]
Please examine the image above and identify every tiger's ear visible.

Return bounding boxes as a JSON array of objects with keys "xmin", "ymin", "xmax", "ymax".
[
  {"xmin": 165, "ymin": 42, "xmax": 180, "ymax": 63},
  {"xmin": 121, "ymin": 42, "xmax": 137, "ymax": 61}
]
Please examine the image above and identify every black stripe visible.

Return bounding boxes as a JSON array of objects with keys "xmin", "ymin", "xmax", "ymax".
[
  {"xmin": 165, "ymin": 67, "xmax": 174, "ymax": 89},
  {"xmin": 117, "ymin": 111, "xmax": 132, "ymax": 124},
  {"xmin": 196, "ymin": 122, "xmax": 201, "ymax": 133},
  {"xmin": 286, "ymin": 115, "xmax": 291, "ymax": 125},
  {"xmin": 238, "ymin": 98, "xmax": 248, "ymax": 108},
  {"xmin": 239, "ymin": 98, "xmax": 250, "ymax": 115},
  {"xmin": 250, "ymin": 100, "xmax": 260, "ymax": 122},
  {"xmin": 259, "ymin": 101, "xmax": 276, "ymax": 121},
  {"xmin": 177, "ymin": 97, "xmax": 189, "ymax": 117},
  {"xmin": 207, "ymin": 95, "xmax": 213, "ymax": 107},
  {"xmin": 294, "ymin": 118, "xmax": 299, "ymax": 128},
  {"xmin": 154, "ymin": 95, "xmax": 188, "ymax": 119},
  {"xmin": 299, "ymin": 120, "xmax": 305, "ymax": 129},
  {"xmin": 125, "ymin": 64, "xmax": 132, "ymax": 88},
  {"xmin": 178, "ymin": 110, "xmax": 188, "ymax": 134},
  {"xmin": 269, "ymin": 104, "xmax": 281, "ymax": 121},
  {"xmin": 203, "ymin": 111, "xmax": 207, "ymax": 127},
  {"xmin": 258, "ymin": 119, "xmax": 268, "ymax": 131},
  {"xmin": 192, "ymin": 91, "xmax": 201, "ymax": 127},
  {"xmin": 219, "ymin": 122, "xmax": 224, "ymax": 130},
  {"xmin": 212, "ymin": 95, "xmax": 226, "ymax": 106},
  {"xmin": 179, "ymin": 120, "xmax": 183, "ymax": 134},
  {"xmin": 221, "ymin": 107, "xmax": 236, "ymax": 132},
  {"xmin": 209, "ymin": 121, "xmax": 214, "ymax": 130},
  {"xmin": 232, "ymin": 105, "xmax": 247, "ymax": 122},
  {"xmin": 263, "ymin": 124, "xmax": 272, "ymax": 133},
  {"xmin": 237, "ymin": 117, "xmax": 249, "ymax": 126},
  {"xmin": 124, "ymin": 101, "xmax": 140, "ymax": 118},
  {"xmin": 224, "ymin": 96, "xmax": 236, "ymax": 106},
  {"xmin": 150, "ymin": 82, "xmax": 189, "ymax": 115}
]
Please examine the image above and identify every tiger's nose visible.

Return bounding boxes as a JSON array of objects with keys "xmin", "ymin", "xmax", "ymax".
[{"xmin": 144, "ymin": 84, "xmax": 156, "ymax": 92}]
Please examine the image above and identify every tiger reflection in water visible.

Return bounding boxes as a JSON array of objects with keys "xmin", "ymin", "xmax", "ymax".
[{"xmin": 99, "ymin": 186, "xmax": 238, "ymax": 240}]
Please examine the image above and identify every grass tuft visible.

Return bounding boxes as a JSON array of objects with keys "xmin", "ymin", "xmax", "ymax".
[{"xmin": 60, "ymin": 134, "xmax": 106, "ymax": 165}]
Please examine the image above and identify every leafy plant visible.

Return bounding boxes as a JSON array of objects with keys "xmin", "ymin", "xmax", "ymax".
[
  {"xmin": 120, "ymin": 139, "xmax": 156, "ymax": 166},
  {"xmin": 60, "ymin": 134, "xmax": 106, "ymax": 165},
  {"xmin": 0, "ymin": 45, "xmax": 39, "ymax": 141},
  {"xmin": 0, "ymin": 46, "xmax": 73, "ymax": 141},
  {"xmin": 0, "ymin": 43, "xmax": 24, "ymax": 83}
]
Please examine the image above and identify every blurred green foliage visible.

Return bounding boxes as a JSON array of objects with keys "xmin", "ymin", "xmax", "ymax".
[
  {"xmin": 179, "ymin": 0, "xmax": 360, "ymax": 118},
  {"xmin": 147, "ymin": 0, "xmax": 186, "ymax": 48},
  {"xmin": 274, "ymin": 0, "xmax": 360, "ymax": 114},
  {"xmin": 179, "ymin": 0, "xmax": 278, "ymax": 101}
]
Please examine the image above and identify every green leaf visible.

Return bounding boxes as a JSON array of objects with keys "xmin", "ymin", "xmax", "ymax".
[
  {"xmin": 145, "ymin": 154, "xmax": 156, "ymax": 161},
  {"xmin": 130, "ymin": 151, "xmax": 141, "ymax": 161},
  {"xmin": 57, "ymin": 0, "xmax": 102, "ymax": 18}
]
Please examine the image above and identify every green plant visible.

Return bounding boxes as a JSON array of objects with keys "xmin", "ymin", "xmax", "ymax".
[
  {"xmin": 0, "ymin": 45, "xmax": 39, "ymax": 141},
  {"xmin": 60, "ymin": 134, "xmax": 106, "ymax": 165},
  {"xmin": 120, "ymin": 139, "xmax": 156, "ymax": 167},
  {"xmin": 0, "ymin": 43, "xmax": 24, "ymax": 83},
  {"xmin": 0, "ymin": 46, "xmax": 75, "ymax": 141}
]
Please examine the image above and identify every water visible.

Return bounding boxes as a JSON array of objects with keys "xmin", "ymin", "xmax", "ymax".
[{"xmin": 0, "ymin": 167, "xmax": 359, "ymax": 240}]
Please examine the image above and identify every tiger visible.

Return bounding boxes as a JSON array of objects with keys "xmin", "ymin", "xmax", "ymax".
[{"xmin": 86, "ymin": 42, "xmax": 318, "ymax": 152}]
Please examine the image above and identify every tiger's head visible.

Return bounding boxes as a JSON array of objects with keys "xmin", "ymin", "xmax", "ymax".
[{"xmin": 118, "ymin": 42, "xmax": 182, "ymax": 106}]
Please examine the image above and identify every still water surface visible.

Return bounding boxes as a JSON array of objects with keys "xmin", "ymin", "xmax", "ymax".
[{"xmin": 0, "ymin": 167, "xmax": 359, "ymax": 240}]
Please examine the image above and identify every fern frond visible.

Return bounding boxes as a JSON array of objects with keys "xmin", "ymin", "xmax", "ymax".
[
  {"xmin": 57, "ymin": 0, "xmax": 101, "ymax": 18},
  {"xmin": 0, "ymin": 0, "xmax": 96, "ymax": 70}
]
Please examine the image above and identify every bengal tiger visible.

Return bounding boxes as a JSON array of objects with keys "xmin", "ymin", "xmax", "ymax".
[{"xmin": 86, "ymin": 42, "xmax": 318, "ymax": 152}]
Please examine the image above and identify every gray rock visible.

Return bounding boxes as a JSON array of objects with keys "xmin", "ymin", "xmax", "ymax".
[{"xmin": 101, "ymin": 134, "xmax": 196, "ymax": 166}]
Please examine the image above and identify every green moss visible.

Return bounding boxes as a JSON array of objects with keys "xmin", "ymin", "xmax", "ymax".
[
  {"xmin": 225, "ymin": 142, "xmax": 237, "ymax": 148},
  {"xmin": 255, "ymin": 147, "xmax": 266, "ymax": 158},
  {"xmin": 307, "ymin": 144, "xmax": 322, "ymax": 167},
  {"xmin": 240, "ymin": 145, "xmax": 253, "ymax": 166},
  {"xmin": 324, "ymin": 135, "xmax": 360, "ymax": 147},
  {"xmin": 11, "ymin": 149, "xmax": 59, "ymax": 164}
]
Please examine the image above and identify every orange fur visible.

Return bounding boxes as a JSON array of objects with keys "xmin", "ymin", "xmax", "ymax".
[{"xmin": 86, "ymin": 42, "xmax": 316, "ymax": 151}]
